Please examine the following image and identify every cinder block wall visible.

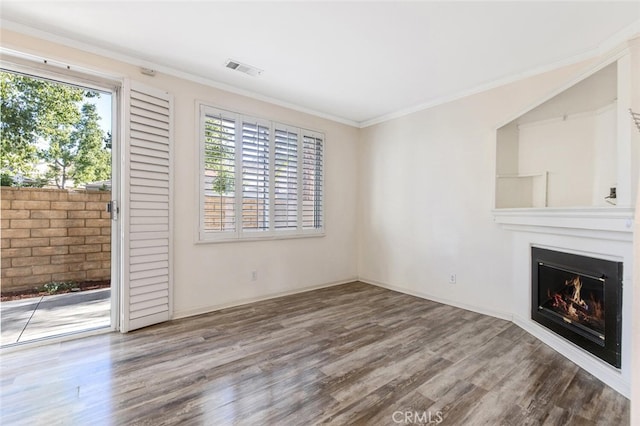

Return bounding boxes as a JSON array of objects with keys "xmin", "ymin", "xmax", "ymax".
[{"xmin": 1, "ymin": 187, "xmax": 111, "ymax": 293}]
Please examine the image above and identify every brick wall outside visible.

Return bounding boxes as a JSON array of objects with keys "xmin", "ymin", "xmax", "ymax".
[{"xmin": 1, "ymin": 187, "xmax": 111, "ymax": 294}]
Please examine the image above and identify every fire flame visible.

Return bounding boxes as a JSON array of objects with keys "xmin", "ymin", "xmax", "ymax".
[
  {"xmin": 567, "ymin": 276, "xmax": 587, "ymax": 310},
  {"xmin": 547, "ymin": 275, "xmax": 604, "ymax": 325}
]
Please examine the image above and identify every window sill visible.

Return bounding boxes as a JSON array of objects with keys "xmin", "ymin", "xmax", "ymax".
[{"xmin": 196, "ymin": 230, "xmax": 325, "ymax": 245}]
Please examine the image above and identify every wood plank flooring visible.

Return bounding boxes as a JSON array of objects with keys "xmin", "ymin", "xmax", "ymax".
[{"xmin": 0, "ymin": 282, "xmax": 630, "ymax": 425}]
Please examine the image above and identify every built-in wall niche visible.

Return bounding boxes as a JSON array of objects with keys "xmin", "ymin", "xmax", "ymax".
[{"xmin": 495, "ymin": 62, "xmax": 623, "ymax": 209}]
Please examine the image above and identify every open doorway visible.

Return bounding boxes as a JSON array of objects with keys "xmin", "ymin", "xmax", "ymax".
[{"xmin": 0, "ymin": 69, "xmax": 117, "ymax": 346}]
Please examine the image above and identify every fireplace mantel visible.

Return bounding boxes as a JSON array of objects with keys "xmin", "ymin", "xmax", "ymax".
[
  {"xmin": 493, "ymin": 207, "xmax": 634, "ymax": 241},
  {"xmin": 497, "ymin": 206, "xmax": 634, "ymax": 396},
  {"xmin": 491, "ymin": 38, "xmax": 639, "ymax": 399}
]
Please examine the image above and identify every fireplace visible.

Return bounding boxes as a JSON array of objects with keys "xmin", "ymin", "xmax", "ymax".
[{"xmin": 531, "ymin": 247, "xmax": 622, "ymax": 368}]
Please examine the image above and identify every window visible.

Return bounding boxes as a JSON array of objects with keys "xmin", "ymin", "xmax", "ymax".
[{"xmin": 199, "ymin": 104, "xmax": 324, "ymax": 241}]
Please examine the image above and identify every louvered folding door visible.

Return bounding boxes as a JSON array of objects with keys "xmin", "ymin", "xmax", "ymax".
[{"xmin": 122, "ymin": 82, "xmax": 172, "ymax": 332}]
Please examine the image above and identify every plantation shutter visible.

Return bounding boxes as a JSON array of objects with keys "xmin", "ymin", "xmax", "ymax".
[
  {"xmin": 122, "ymin": 82, "xmax": 172, "ymax": 332},
  {"xmin": 302, "ymin": 132, "xmax": 324, "ymax": 230},
  {"xmin": 273, "ymin": 126, "xmax": 298, "ymax": 230},
  {"xmin": 241, "ymin": 119, "xmax": 270, "ymax": 231},
  {"xmin": 197, "ymin": 105, "xmax": 324, "ymax": 241},
  {"xmin": 202, "ymin": 110, "xmax": 237, "ymax": 235}
]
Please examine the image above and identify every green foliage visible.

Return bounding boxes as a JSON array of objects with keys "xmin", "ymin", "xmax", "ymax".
[
  {"xmin": 43, "ymin": 281, "xmax": 76, "ymax": 294},
  {"xmin": 0, "ymin": 71, "xmax": 111, "ymax": 188},
  {"xmin": 0, "ymin": 172, "xmax": 47, "ymax": 187},
  {"xmin": 0, "ymin": 172, "xmax": 13, "ymax": 186},
  {"xmin": 204, "ymin": 119, "xmax": 234, "ymax": 195},
  {"xmin": 39, "ymin": 103, "xmax": 111, "ymax": 188},
  {"xmin": 21, "ymin": 177, "xmax": 48, "ymax": 188},
  {"xmin": 1, "ymin": 72, "xmax": 82, "ymax": 174},
  {"xmin": 211, "ymin": 168, "xmax": 233, "ymax": 195}
]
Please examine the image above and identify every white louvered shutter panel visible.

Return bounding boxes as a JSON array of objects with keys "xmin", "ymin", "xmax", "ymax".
[
  {"xmin": 123, "ymin": 82, "xmax": 172, "ymax": 332},
  {"xmin": 302, "ymin": 132, "xmax": 324, "ymax": 230},
  {"xmin": 241, "ymin": 119, "xmax": 270, "ymax": 232},
  {"xmin": 273, "ymin": 126, "xmax": 298, "ymax": 230},
  {"xmin": 202, "ymin": 110, "xmax": 237, "ymax": 235}
]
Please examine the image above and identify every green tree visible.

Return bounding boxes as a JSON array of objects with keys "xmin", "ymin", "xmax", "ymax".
[
  {"xmin": 0, "ymin": 71, "xmax": 110, "ymax": 188},
  {"xmin": 204, "ymin": 118, "xmax": 234, "ymax": 195},
  {"xmin": 40, "ymin": 103, "xmax": 111, "ymax": 188}
]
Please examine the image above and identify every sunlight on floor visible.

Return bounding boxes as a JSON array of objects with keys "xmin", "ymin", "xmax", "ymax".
[{"xmin": 1, "ymin": 289, "xmax": 110, "ymax": 346}]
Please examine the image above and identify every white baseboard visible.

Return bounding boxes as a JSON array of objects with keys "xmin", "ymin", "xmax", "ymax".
[
  {"xmin": 172, "ymin": 276, "xmax": 359, "ymax": 320},
  {"xmin": 512, "ymin": 314, "xmax": 629, "ymax": 399},
  {"xmin": 359, "ymin": 276, "xmax": 513, "ymax": 322}
]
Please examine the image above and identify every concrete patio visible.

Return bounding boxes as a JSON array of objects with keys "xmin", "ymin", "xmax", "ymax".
[{"xmin": 1, "ymin": 288, "xmax": 110, "ymax": 347}]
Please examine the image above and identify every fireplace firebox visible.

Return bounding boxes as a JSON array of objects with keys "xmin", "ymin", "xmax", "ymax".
[{"xmin": 531, "ymin": 247, "xmax": 622, "ymax": 368}]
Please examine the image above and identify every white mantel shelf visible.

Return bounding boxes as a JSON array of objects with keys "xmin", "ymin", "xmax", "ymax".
[
  {"xmin": 493, "ymin": 207, "xmax": 635, "ymax": 242},
  {"xmin": 496, "ymin": 205, "xmax": 635, "ymax": 397}
]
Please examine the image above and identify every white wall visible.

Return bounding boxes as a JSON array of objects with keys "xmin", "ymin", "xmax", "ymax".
[
  {"xmin": 515, "ymin": 105, "xmax": 617, "ymax": 208},
  {"xmin": 592, "ymin": 104, "xmax": 618, "ymax": 206},
  {"xmin": 518, "ymin": 113, "xmax": 597, "ymax": 207},
  {"xmin": 358, "ymin": 59, "xmax": 600, "ymax": 318},
  {"xmin": 0, "ymin": 29, "xmax": 360, "ymax": 318},
  {"xmin": 495, "ymin": 122, "xmax": 530, "ymax": 208},
  {"xmin": 357, "ymin": 110, "xmax": 511, "ymax": 317}
]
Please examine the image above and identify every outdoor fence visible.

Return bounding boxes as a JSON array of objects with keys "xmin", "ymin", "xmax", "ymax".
[
  {"xmin": 203, "ymin": 195, "xmax": 298, "ymax": 231},
  {"xmin": 1, "ymin": 187, "xmax": 111, "ymax": 293}
]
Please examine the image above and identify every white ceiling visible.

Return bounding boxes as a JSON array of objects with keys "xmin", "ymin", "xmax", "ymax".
[{"xmin": 1, "ymin": 1, "xmax": 639, "ymax": 126}]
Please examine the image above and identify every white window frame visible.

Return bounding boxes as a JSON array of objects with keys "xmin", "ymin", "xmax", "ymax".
[{"xmin": 197, "ymin": 103, "xmax": 325, "ymax": 242}]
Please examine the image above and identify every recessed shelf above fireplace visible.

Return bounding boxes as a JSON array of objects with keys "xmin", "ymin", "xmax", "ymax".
[{"xmin": 494, "ymin": 50, "xmax": 638, "ymax": 211}]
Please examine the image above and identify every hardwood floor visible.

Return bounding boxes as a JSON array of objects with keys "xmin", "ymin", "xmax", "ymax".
[{"xmin": 0, "ymin": 282, "xmax": 629, "ymax": 425}]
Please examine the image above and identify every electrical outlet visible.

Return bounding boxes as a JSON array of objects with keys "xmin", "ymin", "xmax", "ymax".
[
  {"xmin": 251, "ymin": 271, "xmax": 257, "ymax": 281},
  {"xmin": 449, "ymin": 274, "xmax": 456, "ymax": 284}
]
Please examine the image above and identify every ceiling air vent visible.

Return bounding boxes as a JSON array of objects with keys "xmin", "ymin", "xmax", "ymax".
[{"xmin": 225, "ymin": 59, "xmax": 263, "ymax": 77}]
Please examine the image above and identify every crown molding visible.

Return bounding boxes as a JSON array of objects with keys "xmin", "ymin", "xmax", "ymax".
[
  {"xmin": 2, "ymin": 17, "xmax": 638, "ymax": 130},
  {"xmin": 0, "ymin": 19, "xmax": 360, "ymax": 129},
  {"xmin": 360, "ymin": 20, "xmax": 640, "ymax": 129}
]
